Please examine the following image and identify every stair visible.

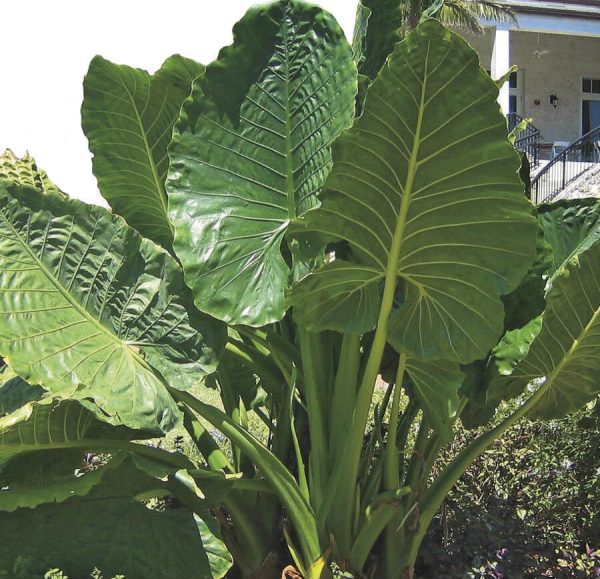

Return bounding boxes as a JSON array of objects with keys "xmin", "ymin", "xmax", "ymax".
[{"xmin": 531, "ymin": 126, "xmax": 600, "ymax": 204}]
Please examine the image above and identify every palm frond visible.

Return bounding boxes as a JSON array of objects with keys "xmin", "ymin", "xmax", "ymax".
[{"xmin": 439, "ymin": 0, "xmax": 517, "ymax": 33}]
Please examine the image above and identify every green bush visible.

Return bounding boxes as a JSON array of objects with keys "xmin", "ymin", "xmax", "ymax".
[
  {"xmin": 418, "ymin": 400, "xmax": 600, "ymax": 578},
  {"xmin": 0, "ymin": 559, "xmax": 125, "ymax": 579}
]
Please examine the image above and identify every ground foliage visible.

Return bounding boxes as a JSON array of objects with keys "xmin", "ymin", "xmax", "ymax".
[{"xmin": 419, "ymin": 401, "xmax": 600, "ymax": 578}]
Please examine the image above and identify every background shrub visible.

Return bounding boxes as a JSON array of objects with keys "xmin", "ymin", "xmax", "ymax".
[{"xmin": 418, "ymin": 400, "xmax": 600, "ymax": 578}]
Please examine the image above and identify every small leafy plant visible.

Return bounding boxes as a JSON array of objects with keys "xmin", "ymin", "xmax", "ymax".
[
  {"xmin": 1, "ymin": 1, "xmax": 599, "ymax": 578},
  {"xmin": 418, "ymin": 399, "xmax": 600, "ymax": 577}
]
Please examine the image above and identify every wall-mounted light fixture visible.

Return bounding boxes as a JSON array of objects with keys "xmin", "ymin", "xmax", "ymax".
[{"xmin": 550, "ymin": 94, "xmax": 559, "ymax": 108}]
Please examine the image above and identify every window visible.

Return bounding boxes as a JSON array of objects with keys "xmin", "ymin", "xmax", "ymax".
[
  {"xmin": 582, "ymin": 77, "xmax": 600, "ymax": 94},
  {"xmin": 509, "ymin": 70, "xmax": 524, "ymax": 116}
]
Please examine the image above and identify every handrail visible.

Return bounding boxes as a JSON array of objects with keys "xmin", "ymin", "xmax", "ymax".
[
  {"xmin": 531, "ymin": 126, "xmax": 600, "ymax": 204},
  {"xmin": 507, "ymin": 113, "xmax": 541, "ymax": 167},
  {"xmin": 507, "ymin": 112, "xmax": 526, "ymax": 132}
]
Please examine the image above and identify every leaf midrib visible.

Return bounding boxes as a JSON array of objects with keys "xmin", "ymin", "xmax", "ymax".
[
  {"xmin": 378, "ymin": 38, "xmax": 431, "ymax": 326},
  {"xmin": 532, "ymin": 281, "xmax": 600, "ymax": 409},
  {"xmin": 119, "ymin": 78, "xmax": 173, "ymax": 234},
  {"xmin": 282, "ymin": 11, "xmax": 297, "ymax": 220}
]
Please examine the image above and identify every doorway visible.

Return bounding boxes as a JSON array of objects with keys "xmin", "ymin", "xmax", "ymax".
[
  {"xmin": 582, "ymin": 77, "xmax": 600, "ymax": 134},
  {"xmin": 582, "ymin": 100, "xmax": 600, "ymax": 134}
]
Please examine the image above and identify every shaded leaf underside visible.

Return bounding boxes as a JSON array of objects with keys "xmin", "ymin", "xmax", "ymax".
[
  {"xmin": 406, "ymin": 358, "xmax": 463, "ymax": 438},
  {"xmin": 492, "ymin": 244, "xmax": 600, "ymax": 418},
  {"xmin": 0, "ymin": 458, "xmax": 232, "ymax": 579},
  {"xmin": 291, "ymin": 20, "xmax": 537, "ymax": 364}
]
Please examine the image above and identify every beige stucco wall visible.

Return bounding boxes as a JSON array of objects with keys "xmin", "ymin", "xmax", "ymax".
[
  {"xmin": 459, "ymin": 28, "xmax": 495, "ymax": 69},
  {"xmin": 457, "ymin": 28, "xmax": 600, "ymax": 144},
  {"xmin": 511, "ymin": 31, "xmax": 600, "ymax": 143}
]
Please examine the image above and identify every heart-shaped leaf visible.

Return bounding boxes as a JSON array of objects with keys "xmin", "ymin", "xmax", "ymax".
[
  {"xmin": 489, "ymin": 243, "xmax": 600, "ymax": 418},
  {"xmin": 167, "ymin": 0, "xmax": 357, "ymax": 326},
  {"xmin": 82, "ymin": 54, "xmax": 204, "ymax": 249},
  {"xmin": 291, "ymin": 20, "xmax": 537, "ymax": 364},
  {"xmin": 0, "ymin": 182, "xmax": 225, "ymax": 433}
]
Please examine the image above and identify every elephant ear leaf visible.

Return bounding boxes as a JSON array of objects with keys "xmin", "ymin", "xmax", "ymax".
[
  {"xmin": 0, "ymin": 457, "xmax": 232, "ymax": 579},
  {"xmin": 489, "ymin": 242, "xmax": 600, "ymax": 418},
  {"xmin": 501, "ymin": 221, "xmax": 553, "ymax": 332},
  {"xmin": 481, "ymin": 198, "xmax": 600, "ymax": 409},
  {"xmin": 290, "ymin": 20, "xmax": 537, "ymax": 364},
  {"xmin": 0, "ymin": 378, "xmax": 149, "ymax": 468},
  {"xmin": 0, "ymin": 378, "xmax": 120, "ymax": 510},
  {"xmin": 0, "ymin": 182, "xmax": 225, "ymax": 434},
  {"xmin": 0, "ymin": 445, "xmax": 127, "ymax": 513},
  {"xmin": 406, "ymin": 359, "xmax": 463, "ymax": 440},
  {"xmin": 537, "ymin": 197, "xmax": 600, "ymax": 277},
  {"xmin": 167, "ymin": 0, "xmax": 357, "ymax": 326},
  {"xmin": 353, "ymin": 0, "xmax": 403, "ymax": 81},
  {"xmin": 0, "ymin": 149, "xmax": 62, "ymax": 195},
  {"xmin": 82, "ymin": 54, "xmax": 204, "ymax": 250}
]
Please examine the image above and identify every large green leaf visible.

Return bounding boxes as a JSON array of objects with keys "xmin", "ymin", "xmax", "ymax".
[
  {"xmin": 496, "ymin": 199, "xmax": 600, "ymax": 374},
  {"xmin": 501, "ymin": 221, "xmax": 553, "ymax": 331},
  {"xmin": 290, "ymin": 20, "xmax": 537, "ymax": 363},
  {"xmin": 461, "ymin": 200, "xmax": 600, "ymax": 427},
  {"xmin": 353, "ymin": 0, "xmax": 403, "ymax": 81},
  {"xmin": 0, "ymin": 149, "xmax": 62, "ymax": 195},
  {"xmin": 538, "ymin": 197, "xmax": 600, "ymax": 277},
  {"xmin": 288, "ymin": 259, "xmax": 382, "ymax": 333},
  {"xmin": 167, "ymin": 0, "xmax": 357, "ymax": 326},
  {"xmin": 0, "ymin": 459, "xmax": 232, "ymax": 579},
  {"xmin": 0, "ymin": 378, "xmax": 223, "ymax": 516},
  {"xmin": 82, "ymin": 54, "xmax": 204, "ymax": 249},
  {"xmin": 489, "ymin": 243, "xmax": 600, "ymax": 418},
  {"xmin": 0, "ymin": 379, "xmax": 131, "ymax": 510},
  {"xmin": 0, "ymin": 182, "xmax": 225, "ymax": 433},
  {"xmin": 406, "ymin": 359, "xmax": 463, "ymax": 439},
  {"xmin": 0, "ymin": 383, "xmax": 142, "ymax": 467},
  {"xmin": 466, "ymin": 199, "xmax": 600, "ymax": 421},
  {"xmin": 0, "ymin": 451, "xmax": 126, "ymax": 513}
]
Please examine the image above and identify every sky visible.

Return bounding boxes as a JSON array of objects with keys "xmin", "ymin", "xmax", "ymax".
[{"xmin": 0, "ymin": 1, "xmax": 358, "ymax": 206}]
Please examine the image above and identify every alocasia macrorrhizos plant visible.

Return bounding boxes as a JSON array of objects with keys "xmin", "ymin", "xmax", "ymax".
[{"xmin": 1, "ymin": 1, "xmax": 599, "ymax": 578}]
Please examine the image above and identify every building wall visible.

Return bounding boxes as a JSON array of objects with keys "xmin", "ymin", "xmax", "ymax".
[
  {"xmin": 459, "ymin": 28, "xmax": 494, "ymax": 69},
  {"xmin": 511, "ymin": 31, "xmax": 600, "ymax": 143},
  {"xmin": 458, "ymin": 28, "xmax": 600, "ymax": 144}
]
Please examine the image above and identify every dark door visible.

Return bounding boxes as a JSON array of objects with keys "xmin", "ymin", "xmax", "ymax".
[{"xmin": 582, "ymin": 99, "xmax": 600, "ymax": 133}]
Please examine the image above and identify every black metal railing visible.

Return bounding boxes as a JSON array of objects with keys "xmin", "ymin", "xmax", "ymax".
[
  {"xmin": 531, "ymin": 126, "xmax": 600, "ymax": 204},
  {"xmin": 507, "ymin": 112, "xmax": 526, "ymax": 132},
  {"xmin": 507, "ymin": 113, "xmax": 541, "ymax": 167}
]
